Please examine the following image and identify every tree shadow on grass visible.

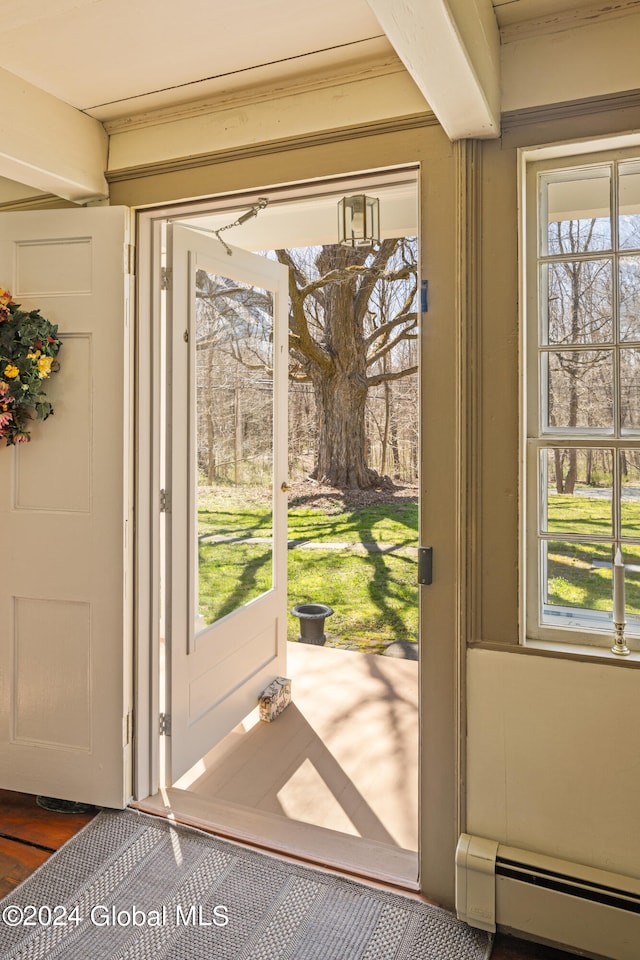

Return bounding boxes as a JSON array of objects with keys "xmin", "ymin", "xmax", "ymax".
[
  {"xmin": 199, "ymin": 542, "xmax": 272, "ymax": 623},
  {"xmin": 364, "ymin": 551, "xmax": 418, "ymax": 643},
  {"xmin": 355, "ymin": 513, "xmax": 418, "ymax": 643},
  {"xmin": 198, "ymin": 506, "xmax": 273, "ymax": 539}
]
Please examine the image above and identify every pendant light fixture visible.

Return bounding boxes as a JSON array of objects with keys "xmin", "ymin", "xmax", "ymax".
[{"xmin": 337, "ymin": 194, "xmax": 380, "ymax": 247}]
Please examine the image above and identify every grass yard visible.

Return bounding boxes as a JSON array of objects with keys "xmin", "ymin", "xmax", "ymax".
[
  {"xmin": 547, "ymin": 490, "xmax": 640, "ymax": 538},
  {"xmin": 197, "ymin": 483, "xmax": 419, "ymax": 653},
  {"xmin": 546, "ymin": 489, "xmax": 640, "ymax": 616},
  {"xmin": 196, "ymin": 484, "xmax": 640, "ymax": 651}
]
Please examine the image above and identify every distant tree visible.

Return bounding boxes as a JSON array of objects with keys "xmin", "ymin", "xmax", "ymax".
[{"xmin": 547, "ymin": 218, "xmax": 611, "ymax": 494}]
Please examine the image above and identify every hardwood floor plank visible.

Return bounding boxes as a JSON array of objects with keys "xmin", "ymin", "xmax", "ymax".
[
  {"xmin": 0, "ymin": 789, "xmax": 95, "ymax": 851},
  {"xmin": 0, "ymin": 836, "xmax": 50, "ymax": 899}
]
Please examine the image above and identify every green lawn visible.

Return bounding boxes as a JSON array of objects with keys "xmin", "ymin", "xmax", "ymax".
[
  {"xmin": 197, "ymin": 490, "xmax": 419, "ymax": 653},
  {"xmin": 198, "ymin": 489, "xmax": 418, "ymax": 545},
  {"xmin": 546, "ymin": 489, "xmax": 640, "ymax": 615},
  {"xmin": 196, "ymin": 487, "xmax": 640, "ymax": 649},
  {"xmin": 548, "ymin": 490, "xmax": 640, "ymax": 538}
]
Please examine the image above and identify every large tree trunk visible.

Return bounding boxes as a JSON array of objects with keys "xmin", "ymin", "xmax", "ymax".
[
  {"xmin": 310, "ymin": 246, "xmax": 380, "ymax": 488},
  {"xmin": 313, "ymin": 368, "xmax": 378, "ymax": 487}
]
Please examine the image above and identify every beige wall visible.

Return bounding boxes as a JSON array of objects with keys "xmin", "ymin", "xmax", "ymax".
[
  {"xmin": 467, "ymin": 648, "xmax": 640, "ymax": 877},
  {"xmin": 501, "ymin": 10, "xmax": 640, "ymax": 113},
  {"xmin": 468, "ymin": 100, "xmax": 640, "ymax": 881}
]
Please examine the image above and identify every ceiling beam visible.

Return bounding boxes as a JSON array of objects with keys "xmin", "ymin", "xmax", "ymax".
[
  {"xmin": 366, "ymin": 0, "xmax": 501, "ymax": 140},
  {"xmin": 0, "ymin": 67, "xmax": 108, "ymax": 203}
]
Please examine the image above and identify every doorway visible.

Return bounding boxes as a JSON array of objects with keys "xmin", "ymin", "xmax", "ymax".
[{"xmin": 135, "ymin": 168, "xmax": 421, "ymax": 888}]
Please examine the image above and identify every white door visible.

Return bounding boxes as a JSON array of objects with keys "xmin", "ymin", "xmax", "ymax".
[
  {"xmin": 0, "ymin": 207, "xmax": 133, "ymax": 808},
  {"xmin": 168, "ymin": 225, "xmax": 289, "ymax": 782}
]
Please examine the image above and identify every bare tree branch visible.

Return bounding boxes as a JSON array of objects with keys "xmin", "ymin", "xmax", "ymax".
[
  {"xmin": 365, "ymin": 308, "xmax": 418, "ymax": 350},
  {"xmin": 367, "ymin": 365, "xmax": 418, "ymax": 387},
  {"xmin": 275, "ymin": 248, "xmax": 334, "ymax": 372},
  {"xmin": 367, "ymin": 320, "xmax": 418, "ymax": 368}
]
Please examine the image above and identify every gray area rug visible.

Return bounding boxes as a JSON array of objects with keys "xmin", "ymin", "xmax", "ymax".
[{"xmin": 0, "ymin": 809, "xmax": 491, "ymax": 959}]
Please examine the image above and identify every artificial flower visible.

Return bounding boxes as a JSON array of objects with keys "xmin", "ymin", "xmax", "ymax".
[
  {"xmin": 0, "ymin": 288, "xmax": 62, "ymax": 444},
  {"xmin": 37, "ymin": 357, "xmax": 53, "ymax": 378}
]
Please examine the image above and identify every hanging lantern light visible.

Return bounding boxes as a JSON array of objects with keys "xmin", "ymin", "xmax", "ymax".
[{"xmin": 337, "ymin": 194, "xmax": 380, "ymax": 247}]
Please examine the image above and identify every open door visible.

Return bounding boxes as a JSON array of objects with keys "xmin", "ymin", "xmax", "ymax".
[
  {"xmin": 167, "ymin": 225, "xmax": 289, "ymax": 782},
  {"xmin": 0, "ymin": 207, "xmax": 133, "ymax": 808}
]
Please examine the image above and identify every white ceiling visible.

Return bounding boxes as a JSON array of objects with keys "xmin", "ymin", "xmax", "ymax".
[
  {"xmin": 1, "ymin": 0, "xmax": 390, "ymax": 119},
  {"xmin": 1, "ymin": 0, "xmax": 634, "ymax": 123}
]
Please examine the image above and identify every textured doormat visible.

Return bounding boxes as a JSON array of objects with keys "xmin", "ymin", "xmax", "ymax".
[{"xmin": 0, "ymin": 808, "xmax": 491, "ymax": 960}]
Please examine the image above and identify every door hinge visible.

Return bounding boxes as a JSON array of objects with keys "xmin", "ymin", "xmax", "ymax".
[
  {"xmin": 159, "ymin": 713, "xmax": 171, "ymax": 736},
  {"xmin": 123, "ymin": 709, "xmax": 134, "ymax": 746},
  {"xmin": 161, "ymin": 266, "xmax": 172, "ymax": 290},
  {"xmin": 160, "ymin": 489, "xmax": 171, "ymax": 513},
  {"xmin": 126, "ymin": 243, "xmax": 136, "ymax": 276},
  {"xmin": 418, "ymin": 546, "xmax": 433, "ymax": 585}
]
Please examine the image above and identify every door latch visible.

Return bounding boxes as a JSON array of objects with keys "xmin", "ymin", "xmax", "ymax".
[{"xmin": 418, "ymin": 546, "xmax": 433, "ymax": 585}]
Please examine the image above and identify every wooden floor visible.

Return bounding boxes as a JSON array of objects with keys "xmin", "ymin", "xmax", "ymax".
[
  {"xmin": 0, "ymin": 787, "xmax": 580, "ymax": 958},
  {"xmin": 0, "ymin": 788, "xmax": 95, "ymax": 899}
]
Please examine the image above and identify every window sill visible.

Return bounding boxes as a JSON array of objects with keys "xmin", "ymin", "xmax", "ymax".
[
  {"xmin": 524, "ymin": 636, "xmax": 640, "ymax": 664},
  {"xmin": 469, "ymin": 638, "xmax": 640, "ymax": 667}
]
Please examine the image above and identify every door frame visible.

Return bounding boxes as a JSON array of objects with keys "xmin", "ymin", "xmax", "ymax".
[{"xmin": 132, "ymin": 162, "xmax": 459, "ymax": 901}]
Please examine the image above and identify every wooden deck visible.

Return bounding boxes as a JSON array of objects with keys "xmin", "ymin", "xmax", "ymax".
[{"xmin": 138, "ymin": 642, "xmax": 420, "ymax": 886}]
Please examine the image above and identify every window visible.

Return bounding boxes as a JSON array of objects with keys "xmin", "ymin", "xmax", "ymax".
[{"xmin": 526, "ymin": 157, "xmax": 640, "ymax": 649}]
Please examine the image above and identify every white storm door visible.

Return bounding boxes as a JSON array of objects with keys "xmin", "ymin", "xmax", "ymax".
[
  {"xmin": 0, "ymin": 207, "xmax": 132, "ymax": 808},
  {"xmin": 168, "ymin": 225, "xmax": 288, "ymax": 782}
]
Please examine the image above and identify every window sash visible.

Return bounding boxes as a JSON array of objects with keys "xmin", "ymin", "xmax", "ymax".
[{"xmin": 525, "ymin": 154, "xmax": 640, "ymax": 649}]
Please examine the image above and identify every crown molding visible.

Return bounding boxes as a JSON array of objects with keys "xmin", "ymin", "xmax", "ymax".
[
  {"xmin": 0, "ymin": 194, "xmax": 73, "ymax": 211},
  {"xmin": 500, "ymin": 0, "xmax": 640, "ymax": 43},
  {"xmin": 101, "ymin": 54, "xmax": 409, "ymax": 135}
]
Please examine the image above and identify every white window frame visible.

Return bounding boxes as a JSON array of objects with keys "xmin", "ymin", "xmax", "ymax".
[{"xmin": 523, "ymin": 147, "xmax": 640, "ymax": 651}]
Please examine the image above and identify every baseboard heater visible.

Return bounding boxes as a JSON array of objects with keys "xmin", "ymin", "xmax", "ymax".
[{"xmin": 455, "ymin": 834, "xmax": 640, "ymax": 960}]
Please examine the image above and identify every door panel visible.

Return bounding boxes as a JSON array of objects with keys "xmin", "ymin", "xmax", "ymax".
[
  {"xmin": 0, "ymin": 207, "xmax": 132, "ymax": 808},
  {"xmin": 168, "ymin": 225, "xmax": 288, "ymax": 782}
]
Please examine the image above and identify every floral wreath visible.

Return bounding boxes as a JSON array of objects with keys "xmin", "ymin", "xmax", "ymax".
[{"xmin": 0, "ymin": 287, "xmax": 62, "ymax": 445}]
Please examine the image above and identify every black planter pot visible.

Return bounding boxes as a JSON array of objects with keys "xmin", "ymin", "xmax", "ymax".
[{"xmin": 291, "ymin": 603, "xmax": 334, "ymax": 645}]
